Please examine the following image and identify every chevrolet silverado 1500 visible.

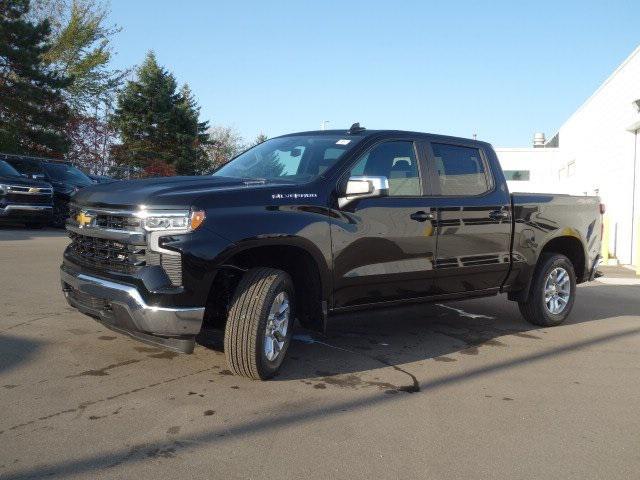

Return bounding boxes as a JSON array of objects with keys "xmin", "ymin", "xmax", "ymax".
[{"xmin": 60, "ymin": 125, "xmax": 603, "ymax": 379}]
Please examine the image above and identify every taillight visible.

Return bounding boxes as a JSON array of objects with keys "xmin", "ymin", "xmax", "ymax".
[{"xmin": 599, "ymin": 203, "xmax": 606, "ymax": 215}]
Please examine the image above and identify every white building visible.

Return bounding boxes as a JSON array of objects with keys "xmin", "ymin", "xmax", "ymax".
[{"xmin": 496, "ymin": 45, "xmax": 640, "ymax": 265}]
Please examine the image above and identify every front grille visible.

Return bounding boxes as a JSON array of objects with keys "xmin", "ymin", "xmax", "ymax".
[
  {"xmin": 67, "ymin": 204, "xmax": 141, "ymax": 231},
  {"xmin": 68, "ymin": 232, "xmax": 145, "ymax": 274},
  {"xmin": 95, "ymin": 213, "xmax": 141, "ymax": 231},
  {"xmin": 7, "ymin": 185, "xmax": 52, "ymax": 194},
  {"xmin": 6, "ymin": 193, "xmax": 52, "ymax": 205},
  {"xmin": 67, "ymin": 232, "xmax": 183, "ymax": 285}
]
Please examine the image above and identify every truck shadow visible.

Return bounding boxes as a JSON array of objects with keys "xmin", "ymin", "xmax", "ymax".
[
  {"xmin": 198, "ymin": 283, "xmax": 640, "ymax": 389},
  {"xmin": 0, "ymin": 334, "xmax": 44, "ymax": 375}
]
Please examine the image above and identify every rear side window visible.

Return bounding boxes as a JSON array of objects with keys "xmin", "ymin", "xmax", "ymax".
[{"xmin": 431, "ymin": 143, "xmax": 490, "ymax": 196}]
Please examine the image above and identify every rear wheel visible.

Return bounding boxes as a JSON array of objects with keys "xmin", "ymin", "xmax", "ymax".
[
  {"xmin": 518, "ymin": 253, "xmax": 576, "ymax": 327},
  {"xmin": 224, "ymin": 267, "xmax": 294, "ymax": 380}
]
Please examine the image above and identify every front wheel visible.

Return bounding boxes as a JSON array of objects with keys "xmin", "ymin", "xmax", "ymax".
[
  {"xmin": 518, "ymin": 253, "xmax": 576, "ymax": 327},
  {"xmin": 224, "ymin": 267, "xmax": 295, "ymax": 380}
]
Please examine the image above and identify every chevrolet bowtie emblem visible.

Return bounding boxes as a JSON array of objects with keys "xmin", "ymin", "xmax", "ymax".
[
  {"xmin": 76, "ymin": 212, "xmax": 93, "ymax": 227},
  {"xmin": 28, "ymin": 187, "xmax": 39, "ymax": 193}
]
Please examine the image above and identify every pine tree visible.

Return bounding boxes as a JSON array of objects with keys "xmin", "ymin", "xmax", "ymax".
[
  {"xmin": 174, "ymin": 84, "xmax": 210, "ymax": 175},
  {"xmin": 110, "ymin": 52, "xmax": 209, "ymax": 176},
  {"xmin": 32, "ymin": 0, "xmax": 127, "ymax": 113},
  {"xmin": 0, "ymin": 0, "xmax": 71, "ymax": 156}
]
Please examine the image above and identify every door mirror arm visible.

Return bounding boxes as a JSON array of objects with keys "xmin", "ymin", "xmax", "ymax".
[{"xmin": 338, "ymin": 175, "xmax": 389, "ymax": 208}]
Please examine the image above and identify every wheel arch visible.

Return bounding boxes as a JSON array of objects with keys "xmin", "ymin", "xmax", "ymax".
[
  {"xmin": 204, "ymin": 238, "xmax": 330, "ymax": 332},
  {"xmin": 509, "ymin": 234, "xmax": 587, "ymax": 302},
  {"xmin": 539, "ymin": 235, "xmax": 586, "ymax": 282}
]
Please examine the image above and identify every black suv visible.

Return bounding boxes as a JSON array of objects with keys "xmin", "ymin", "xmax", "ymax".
[
  {"xmin": 3, "ymin": 155, "xmax": 94, "ymax": 227},
  {"xmin": 0, "ymin": 159, "xmax": 53, "ymax": 228}
]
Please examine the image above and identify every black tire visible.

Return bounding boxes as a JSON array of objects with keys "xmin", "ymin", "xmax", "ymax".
[
  {"xmin": 224, "ymin": 267, "xmax": 295, "ymax": 380},
  {"xmin": 518, "ymin": 253, "xmax": 576, "ymax": 327}
]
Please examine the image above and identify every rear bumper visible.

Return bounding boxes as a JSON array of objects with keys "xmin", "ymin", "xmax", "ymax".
[
  {"xmin": 0, "ymin": 204, "xmax": 52, "ymax": 219},
  {"xmin": 60, "ymin": 265, "xmax": 204, "ymax": 353}
]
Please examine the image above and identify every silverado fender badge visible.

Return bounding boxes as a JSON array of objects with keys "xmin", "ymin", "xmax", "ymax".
[{"xmin": 271, "ymin": 193, "xmax": 318, "ymax": 200}]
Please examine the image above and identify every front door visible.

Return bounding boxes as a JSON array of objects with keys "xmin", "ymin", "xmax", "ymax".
[
  {"xmin": 425, "ymin": 141, "xmax": 512, "ymax": 295},
  {"xmin": 331, "ymin": 139, "xmax": 438, "ymax": 308}
]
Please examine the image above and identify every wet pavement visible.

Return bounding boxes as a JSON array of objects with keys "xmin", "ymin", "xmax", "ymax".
[{"xmin": 1, "ymin": 228, "xmax": 639, "ymax": 479}]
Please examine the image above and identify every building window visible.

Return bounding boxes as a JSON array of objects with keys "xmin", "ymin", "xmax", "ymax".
[{"xmin": 504, "ymin": 170, "xmax": 530, "ymax": 181}]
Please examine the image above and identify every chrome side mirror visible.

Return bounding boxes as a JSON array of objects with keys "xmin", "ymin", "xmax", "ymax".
[{"xmin": 338, "ymin": 175, "xmax": 389, "ymax": 208}]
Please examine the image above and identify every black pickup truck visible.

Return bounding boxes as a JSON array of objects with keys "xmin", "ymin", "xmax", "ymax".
[
  {"xmin": 0, "ymin": 159, "xmax": 53, "ymax": 227},
  {"xmin": 60, "ymin": 126, "xmax": 603, "ymax": 379}
]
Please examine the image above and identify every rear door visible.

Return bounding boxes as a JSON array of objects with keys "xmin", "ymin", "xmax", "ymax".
[
  {"xmin": 424, "ymin": 140, "xmax": 512, "ymax": 294},
  {"xmin": 331, "ymin": 138, "xmax": 438, "ymax": 308}
]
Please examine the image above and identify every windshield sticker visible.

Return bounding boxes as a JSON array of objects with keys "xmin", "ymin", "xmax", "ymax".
[
  {"xmin": 272, "ymin": 193, "xmax": 318, "ymax": 200},
  {"xmin": 336, "ymin": 139, "xmax": 351, "ymax": 145}
]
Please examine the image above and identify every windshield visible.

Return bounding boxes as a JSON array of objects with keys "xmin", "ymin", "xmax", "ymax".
[
  {"xmin": 43, "ymin": 163, "xmax": 93, "ymax": 186},
  {"xmin": 0, "ymin": 160, "xmax": 21, "ymax": 178},
  {"xmin": 213, "ymin": 134, "xmax": 360, "ymax": 182}
]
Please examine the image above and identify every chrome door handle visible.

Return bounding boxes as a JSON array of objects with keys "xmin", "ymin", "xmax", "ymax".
[
  {"xmin": 410, "ymin": 211, "xmax": 435, "ymax": 222},
  {"xmin": 489, "ymin": 209, "xmax": 509, "ymax": 220}
]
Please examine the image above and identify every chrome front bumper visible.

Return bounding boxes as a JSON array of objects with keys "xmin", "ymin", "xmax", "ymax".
[
  {"xmin": 0, "ymin": 204, "xmax": 52, "ymax": 216},
  {"xmin": 60, "ymin": 266, "xmax": 204, "ymax": 353}
]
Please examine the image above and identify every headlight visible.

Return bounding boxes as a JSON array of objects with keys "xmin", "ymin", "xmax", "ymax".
[
  {"xmin": 0, "ymin": 184, "xmax": 6, "ymax": 195},
  {"xmin": 137, "ymin": 208, "xmax": 206, "ymax": 233}
]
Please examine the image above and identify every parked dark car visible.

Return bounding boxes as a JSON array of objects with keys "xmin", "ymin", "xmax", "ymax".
[
  {"xmin": 3, "ymin": 156, "xmax": 94, "ymax": 227},
  {"xmin": 0, "ymin": 159, "xmax": 53, "ymax": 228},
  {"xmin": 60, "ymin": 126, "xmax": 603, "ymax": 380}
]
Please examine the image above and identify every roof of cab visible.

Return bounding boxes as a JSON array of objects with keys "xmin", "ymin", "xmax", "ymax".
[{"xmin": 278, "ymin": 128, "xmax": 493, "ymax": 149}]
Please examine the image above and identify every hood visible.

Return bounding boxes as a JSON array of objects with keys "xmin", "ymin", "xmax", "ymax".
[
  {"xmin": 72, "ymin": 175, "xmax": 287, "ymax": 209},
  {"xmin": 0, "ymin": 174, "xmax": 51, "ymax": 189}
]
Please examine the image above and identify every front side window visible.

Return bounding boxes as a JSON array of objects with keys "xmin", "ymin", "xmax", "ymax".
[
  {"xmin": 431, "ymin": 143, "xmax": 490, "ymax": 196},
  {"xmin": 214, "ymin": 135, "xmax": 360, "ymax": 183},
  {"xmin": 349, "ymin": 141, "xmax": 421, "ymax": 196}
]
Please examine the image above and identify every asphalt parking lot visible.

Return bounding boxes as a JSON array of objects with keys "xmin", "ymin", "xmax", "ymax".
[{"xmin": 1, "ymin": 228, "xmax": 639, "ymax": 480}]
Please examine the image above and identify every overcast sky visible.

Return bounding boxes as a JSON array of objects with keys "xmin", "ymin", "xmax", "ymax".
[{"xmin": 107, "ymin": 0, "xmax": 639, "ymax": 146}]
